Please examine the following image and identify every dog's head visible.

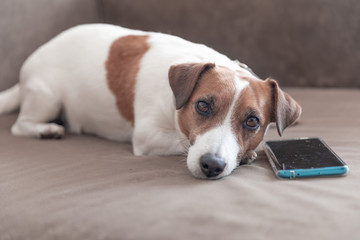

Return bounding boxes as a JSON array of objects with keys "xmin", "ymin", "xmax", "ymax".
[{"xmin": 169, "ymin": 63, "xmax": 301, "ymax": 179}]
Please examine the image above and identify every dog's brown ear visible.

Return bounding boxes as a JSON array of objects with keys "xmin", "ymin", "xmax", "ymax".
[
  {"xmin": 168, "ymin": 63, "xmax": 215, "ymax": 110},
  {"xmin": 267, "ymin": 79, "xmax": 302, "ymax": 136}
]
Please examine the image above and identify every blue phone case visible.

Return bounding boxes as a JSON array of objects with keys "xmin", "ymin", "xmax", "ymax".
[
  {"xmin": 276, "ymin": 166, "xmax": 348, "ymax": 179},
  {"xmin": 263, "ymin": 138, "xmax": 349, "ymax": 179}
]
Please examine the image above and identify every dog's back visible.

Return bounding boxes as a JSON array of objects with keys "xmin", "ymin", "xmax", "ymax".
[
  {"xmin": 0, "ymin": 24, "xmax": 301, "ymax": 178},
  {"xmin": 16, "ymin": 24, "xmax": 139, "ymax": 140},
  {"xmin": 2, "ymin": 24, "xmax": 240, "ymax": 141}
]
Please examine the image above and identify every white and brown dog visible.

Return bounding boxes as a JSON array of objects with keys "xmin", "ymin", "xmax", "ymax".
[{"xmin": 0, "ymin": 24, "xmax": 301, "ymax": 179}]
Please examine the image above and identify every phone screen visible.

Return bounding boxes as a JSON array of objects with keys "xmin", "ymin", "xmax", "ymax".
[{"xmin": 265, "ymin": 138, "xmax": 345, "ymax": 170}]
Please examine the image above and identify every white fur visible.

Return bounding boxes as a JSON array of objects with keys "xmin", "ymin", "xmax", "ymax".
[{"xmin": 1, "ymin": 24, "xmax": 255, "ymax": 178}]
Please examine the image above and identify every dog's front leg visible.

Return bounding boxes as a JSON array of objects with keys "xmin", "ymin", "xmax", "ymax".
[{"xmin": 132, "ymin": 127, "xmax": 188, "ymax": 156}]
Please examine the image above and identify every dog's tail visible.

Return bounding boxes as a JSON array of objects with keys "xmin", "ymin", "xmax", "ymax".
[{"xmin": 0, "ymin": 84, "xmax": 20, "ymax": 115}]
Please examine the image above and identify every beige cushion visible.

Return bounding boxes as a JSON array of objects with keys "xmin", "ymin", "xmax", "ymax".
[{"xmin": 1, "ymin": 88, "xmax": 359, "ymax": 239}]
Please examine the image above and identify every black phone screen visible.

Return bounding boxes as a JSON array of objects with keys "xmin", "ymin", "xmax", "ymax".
[{"xmin": 265, "ymin": 138, "xmax": 345, "ymax": 170}]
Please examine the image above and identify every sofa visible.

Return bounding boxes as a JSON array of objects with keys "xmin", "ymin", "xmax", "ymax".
[{"xmin": 1, "ymin": 1, "xmax": 359, "ymax": 239}]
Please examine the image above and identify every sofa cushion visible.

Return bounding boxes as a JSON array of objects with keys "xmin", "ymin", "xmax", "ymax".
[{"xmin": 1, "ymin": 88, "xmax": 359, "ymax": 239}]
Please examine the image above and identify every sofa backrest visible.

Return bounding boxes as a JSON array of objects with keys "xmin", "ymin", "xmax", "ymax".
[{"xmin": 1, "ymin": 0, "xmax": 358, "ymax": 90}]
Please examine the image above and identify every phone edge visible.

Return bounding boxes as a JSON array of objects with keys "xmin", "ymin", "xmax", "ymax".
[{"xmin": 277, "ymin": 166, "xmax": 349, "ymax": 179}]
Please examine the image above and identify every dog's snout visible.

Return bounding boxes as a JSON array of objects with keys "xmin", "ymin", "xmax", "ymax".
[{"xmin": 200, "ymin": 153, "xmax": 226, "ymax": 178}]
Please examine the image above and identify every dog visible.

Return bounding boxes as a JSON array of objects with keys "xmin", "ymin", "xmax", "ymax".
[{"xmin": 0, "ymin": 24, "xmax": 301, "ymax": 179}]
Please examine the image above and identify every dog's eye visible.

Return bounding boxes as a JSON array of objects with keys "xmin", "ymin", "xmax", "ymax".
[
  {"xmin": 195, "ymin": 101, "xmax": 211, "ymax": 116},
  {"xmin": 244, "ymin": 116, "xmax": 260, "ymax": 130}
]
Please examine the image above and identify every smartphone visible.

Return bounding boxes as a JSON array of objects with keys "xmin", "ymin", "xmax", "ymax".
[{"xmin": 263, "ymin": 137, "xmax": 348, "ymax": 179}]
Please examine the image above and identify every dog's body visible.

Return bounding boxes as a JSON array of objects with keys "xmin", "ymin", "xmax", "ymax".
[{"xmin": 0, "ymin": 24, "xmax": 301, "ymax": 179}]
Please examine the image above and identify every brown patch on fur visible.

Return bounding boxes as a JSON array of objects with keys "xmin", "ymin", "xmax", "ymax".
[
  {"xmin": 267, "ymin": 79, "xmax": 302, "ymax": 136},
  {"xmin": 231, "ymin": 77, "xmax": 273, "ymax": 155},
  {"xmin": 106, "ymin": 35, "xmax": 150, "ymax": 125},
  {"xmin": 231, "ymin": 76, "xmax": 301, "ymax": 157},
  {"xmin": 169, "ymin": 63, "xmax": 215, "ymax": 110},
  {"xmin": 177, "ymin": 66, "xmax": 236, "ymax": 144}
]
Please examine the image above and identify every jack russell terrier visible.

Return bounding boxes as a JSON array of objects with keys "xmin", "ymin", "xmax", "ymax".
[{"xmin": 0, "ymin": 24, "xmax": 301, "ymax": 179}]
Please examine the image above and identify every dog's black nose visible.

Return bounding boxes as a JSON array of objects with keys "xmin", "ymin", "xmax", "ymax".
[{"xmin": 200, "ymin": 153, "xmax": 226, "ymax": 178}]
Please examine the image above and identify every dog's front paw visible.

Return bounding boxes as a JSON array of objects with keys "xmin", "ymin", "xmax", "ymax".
[
  {"xmin": 38, "ymin": 123, "xmax": 65, "ymax": 139},
  {"xmin": 240, "ymin": 150, "xmax": 257, "ymax": 165}
]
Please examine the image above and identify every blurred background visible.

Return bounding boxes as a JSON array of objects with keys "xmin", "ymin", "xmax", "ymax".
[{"xmin": 1, "ymin": 0, "xmax": 359, "ymax": 91}]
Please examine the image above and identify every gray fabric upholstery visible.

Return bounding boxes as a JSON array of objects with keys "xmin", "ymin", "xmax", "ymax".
[
  {"xmin": 1, "ymin": 88, "xmax": 360, "ymax": 240},
  {"xmin": 1, "ymin": 0, "xmax": 359, "ymax": 89},
  {"xmin": 102, "ymin": 0, "xmax": 360, "ymax": 88},
  {"xmin": 0, "ymin": 0, "xmax": 99, "ymax": 91}
]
